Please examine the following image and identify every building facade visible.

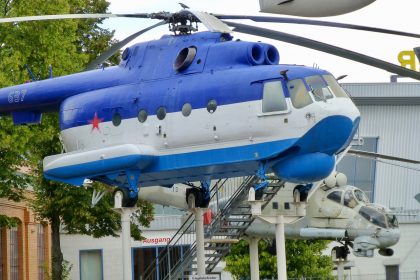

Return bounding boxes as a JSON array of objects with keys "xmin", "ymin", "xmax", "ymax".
[{"xmin": 0, "ymin": 195, "xmax": 51, "ymax": 280}]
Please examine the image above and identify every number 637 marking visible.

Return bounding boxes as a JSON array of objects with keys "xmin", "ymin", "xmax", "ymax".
[{"xmin": 8, "ymin": 89, "xmax": 27, "ymax": 103}]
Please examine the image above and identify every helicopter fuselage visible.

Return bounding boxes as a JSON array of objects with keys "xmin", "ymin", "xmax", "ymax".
[{"xmin": 0, "ymin": 31, "xmax": 360, "ymax": 193}]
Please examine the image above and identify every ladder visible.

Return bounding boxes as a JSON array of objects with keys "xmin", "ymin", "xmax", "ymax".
[{"xmin": 141, "ymin": 176, "xmax": 284, "ymax": 280}]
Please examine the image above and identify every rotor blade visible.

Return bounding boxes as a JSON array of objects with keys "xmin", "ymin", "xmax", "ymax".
[
  {"xmin": 348, "ymin": 150, "xmax": 420, "ymax": 164},
  {"xmin": 225, "ymin": 21, "xmax": 420, "ymax": 81},
  {"xmin": 0, "ymin": 13, "xmax": 153, "ymax": 23},
  {"xmin": 85, "ymin": 21, "xmax": 166, "ymax": 71},
  {"xmin": 215, "ymin": 15, "xmax": 420, "ymax": 39}
]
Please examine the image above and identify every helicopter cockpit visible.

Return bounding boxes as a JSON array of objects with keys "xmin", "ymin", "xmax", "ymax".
[
  {"xmin": 325, "ymin": 186, "xmax": 399, "ymax": 229},
  {"xmin": 358, "ymin": 206, "xmax": 399, "ymax": 229},
  {"xmin": 286, "ymin": 74, "xmax": 350, "ymax": 109}
]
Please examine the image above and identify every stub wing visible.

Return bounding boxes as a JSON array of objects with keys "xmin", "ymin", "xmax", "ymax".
[{"xmin": 43, "ymin": 144, "xmax": 157, "ymax": 186}]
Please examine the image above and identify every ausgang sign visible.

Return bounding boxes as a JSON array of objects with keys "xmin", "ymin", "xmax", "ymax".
[{"xmin": 398, "ymin": 50, "xmax": 420, "ymax": 71}]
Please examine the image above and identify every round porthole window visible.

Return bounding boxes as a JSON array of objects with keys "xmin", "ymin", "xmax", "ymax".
[
  {"xmin": 112, "ymin": 112, "xmax": 122, "ymax": 126},
  {"xmin": 207, "ymin": 99, "xmax": 217, "ymax": 114},
  {"xmin": 138, "ymin": 109, "xmax": 147, "ymax": 123},
  {"xmin": 157, "ymin": 107, "xmax": 166, "ymax": 120},
  {"xmin": 182, "ymin": 103, "xmax": 192, "ymax": 117}
]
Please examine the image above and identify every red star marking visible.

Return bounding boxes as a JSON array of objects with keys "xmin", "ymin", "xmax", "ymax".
[{"xmin": 88, "ymin": 112, "xmax": 103, "ymax": 132}]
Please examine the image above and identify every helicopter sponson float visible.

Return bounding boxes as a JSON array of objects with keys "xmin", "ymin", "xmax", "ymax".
[{"xmin": 0, "ymin": 10, "xmax": 419, "ymax": 207}]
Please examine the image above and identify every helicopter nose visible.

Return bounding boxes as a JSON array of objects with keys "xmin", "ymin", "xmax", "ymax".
[
  {"xmin": 378, "ymin": 228, "xmax": 401, "ymax": 248},
  {"xmin": 294, "ymin": 115, "xmax": 360, "ymax": 156}
]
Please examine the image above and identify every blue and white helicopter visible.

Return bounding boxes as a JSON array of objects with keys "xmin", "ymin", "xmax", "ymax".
[{"xmin": 0, "ymin": 8, "xmax": 419, "ymax": 207}]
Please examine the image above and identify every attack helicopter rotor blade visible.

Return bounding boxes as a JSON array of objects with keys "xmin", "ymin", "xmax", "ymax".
[
  {"xmin": 215, "ymin": 15, "xmax": 420, "ymax": 39},
  {"xmin": 85, "ymin": 21, "xmax": 166, "ymax": 71},
  {"xmin": 348, "ymin": 150, "xmax": 420, "ymax": 164},
  {"xmin": 0, "ymin": 13, "xmax": 153, "ymax": 23},
  {"xmin": 225, "ymin": 21, "xmax": 420, "ymax": 81}
]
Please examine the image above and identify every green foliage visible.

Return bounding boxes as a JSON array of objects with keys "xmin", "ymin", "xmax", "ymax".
[
  {"xmin": 286, "ymin": 240, "xmax": 334, "ymax": 279},
  {"xmin": 0, "ymin": 1, "xmax": 146, "ymax": 279},
  {"xmin": 225, "ymin": 239, "xmax": 334, "ymax": 280}
]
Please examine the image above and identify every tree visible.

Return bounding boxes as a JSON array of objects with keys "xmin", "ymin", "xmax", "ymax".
[
  {"xmin": 225, "ymin": 239, "xmax": 334, "ymax": 279},
  {"xmin": 0, "ymin": 1, "xmax": 154, "ymax": 280}
]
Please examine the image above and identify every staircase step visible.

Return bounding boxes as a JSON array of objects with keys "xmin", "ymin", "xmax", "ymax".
[
  {"xmin": 205, "ymin": 246, "xmax": 229, "ymax": 251},
  {"xmin": 226, "ymin": 218, "xmax": 253, "ymax": 223},
  {"xmin": 212, "ymin": 232, "xmax": 241, "ymax": 236},
  {"xmin": 205, "ymin": 253, "xmax": 224, "ymax": 258},
  {"xmin": 220, "ymin": 225, "xmax": 248, "ymax": 230}
]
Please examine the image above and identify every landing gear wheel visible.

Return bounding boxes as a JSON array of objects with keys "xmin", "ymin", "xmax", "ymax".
[
  {"xmin": 114, "ymin": 187, "xmax": 138, "ymax": 207},
  {"xmin": 293, "ymin": 185, "xmax": 308, "ymax": 202},
  {"xmin": 186, "ymin": 188, "xmax": 202, "ymax": 209},
  {"xmin": 293, "ymin": 187, "xmax": 301, "ymax": 203},
  {"xmin": 186, "ymin": 188, "xmax": 209, "ymax": 208},
  {"xmin": 331, "ymin": 246, "xmax": 349, "ymax": 260},
  {"xmin": 255, "ymin": 188, "xmax": 264, "ymax": 200}
]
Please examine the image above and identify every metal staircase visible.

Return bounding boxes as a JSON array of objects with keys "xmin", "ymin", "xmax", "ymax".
[{"xmin": 141, "ymin": 176, "xmax": 284, "ymax": 280}]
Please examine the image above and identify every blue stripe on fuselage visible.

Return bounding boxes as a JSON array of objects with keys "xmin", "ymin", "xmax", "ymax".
[{"xmin": 60, "ymin": 65, "xmax": 330, "ymax": 130}]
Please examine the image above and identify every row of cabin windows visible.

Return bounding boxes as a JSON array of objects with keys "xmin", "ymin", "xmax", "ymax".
[
  {"xmin": 111, "ymin": 99, "xmax": 218, "ymax": 126},
  {"xmin": 110, "ymin": 74, "xmax": 346, "ymax": 126}
]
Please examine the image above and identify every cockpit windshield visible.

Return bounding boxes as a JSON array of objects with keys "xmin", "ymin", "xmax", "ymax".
[
  {"xmin": 387, "ymin": 214, "xmax": 399, "ymax": 228},
  {"xmin": 354, "ymin": 189, "xmax": 370, "ymax": 204},
  {"xmin": 323, "ymin": 75, "xmax": 350, "ymax": 98},
  {"xmin": 359, "ymin": 206, "xmax": 388, "ymax": 228},
  {"xmin": 287, "ymin": 79, "xmax": 313, "ymax": 109},
  {"xmin": 305, "ymin": 75, "xmax": 334, "ymax": 101}
]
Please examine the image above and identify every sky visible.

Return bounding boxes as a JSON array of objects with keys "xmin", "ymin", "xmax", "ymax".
[{"xmin": 102, "ymin": 0, "xmax": 420, "ymax": 83}]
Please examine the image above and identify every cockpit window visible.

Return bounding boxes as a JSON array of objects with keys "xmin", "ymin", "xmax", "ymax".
[
  {"xmin": 344, "ymin": 190, "xmax": 358, "ymax": 208},
  {"xmin": 327, "ymin": 191, "xmax": 342, "ymax": 204},
  {"xmin": 305, "ymin": 75, "xmax": 333, "ymax": 101},
  {"xmin": 323, "ymin": 75, "xmax": 349, "ymax": 98},
  {"xmin": 354, "ymin": 189, "xmax": 369, "ymax": 204},
  {"xmin": 262, "ymin": 81, "xmax": 288, "ymax": 113},
  {"xmin": 287, "ymin": 79, "xmax": 313, "ymax": 109},
  {"xmin": 359, "ymin": 206, "xmax": 387, "ymax": 228},
  {"xmin": 387, "ymin": 214, "xmax": 399, "ymax": 228}
]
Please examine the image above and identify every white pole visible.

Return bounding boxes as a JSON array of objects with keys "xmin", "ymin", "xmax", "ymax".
[
  {"xmin": 121, "ymin": 209, "xmax": 133, "ymax": 280},
  {"xmin": 337, "ymin": 260, "xmax": 344, "ymax": 280},
  {"xmin": 276, "ymin": 215, "xmax": 287, "ymax": 280},
  {"xmin": 195, "ymin": 208, "xmax": 206, "ymax": 276},
  {"xmin": 249, "ymin": 237, "xmax": 260, "ymax": 280}
]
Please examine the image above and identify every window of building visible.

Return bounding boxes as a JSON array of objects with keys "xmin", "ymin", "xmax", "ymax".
[
  {"xmin": 80, "ymin": 250, "xmax": 103, "ymax": 280},
  {"xmin": 262, "ymin": 81, "xmax": 288, "ymax": 113},
  {"xmin": 206, "ymin": 99, "xmax": 217, "ymax": 114},
  {"xmin": 157, "ymin": 107, "xmax": 167, "ymax": 120},
  {"xmin": 327, "ymin": 191, "xmax": 342, "ymax": 204},
  {"xmin": 287, "ymin": 79, "xmax": 313, "ymax": 109},
  {"xmin": 37, "ymin": 224, "xmax": 46, "ymax": 280},
  {"xmin": 133, "ymin": 245, "xmax": 190, "ymax": 280},
  {"xmin": 385, "ymin": 265, "xmax": 399, "ymax": 280},
  {"xmin": 182, "ymin": 103, "xmax": 192, "ymax": 117},
  {"xmin": 337, "ymin": 137, "xmax": 378, "ymax": 201},
  {"xmin": 138, "ymin": 109, "xmax": 147, "ymax": 123},
  {"xmin": 9, "ymin": 227, "xmax": 19, "ymax": 280}
]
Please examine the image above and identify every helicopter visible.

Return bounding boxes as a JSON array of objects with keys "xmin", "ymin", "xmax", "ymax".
[
  {"xmin": 245, "ymin": 172, "xmax": 400, "ymax": 259},
  {"xmin": 0, "ymin": 8, "xmax": 420, "ymax": 208},
  {"xmin": 259, "ymin": 0, "xmax": 376, "ymax": 17}
]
